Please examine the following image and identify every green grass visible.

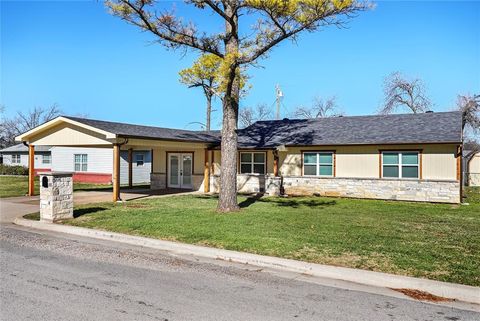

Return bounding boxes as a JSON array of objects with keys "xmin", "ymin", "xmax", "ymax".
[
  {"xmin": 56, "ymin": 187, "xmax": 480, "ymax": 286},
  {"xmin": 0, "ymin": 175, "xmax": 114, "ymax": 198}
]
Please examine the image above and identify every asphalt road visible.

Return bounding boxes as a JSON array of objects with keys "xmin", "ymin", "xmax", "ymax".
[{"xmin": 0, "ymin": 225, "xmax": 478, "ymax": 321}]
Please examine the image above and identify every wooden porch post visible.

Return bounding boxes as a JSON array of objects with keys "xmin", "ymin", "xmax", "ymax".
[
  {"xmin": 128, "ymin": 148, "xmax": 133, "ymax": 188},
  {"xmin": 204, "ymin": 149, "xmax": 210, "ymax": 193},
  {"xmin": 113, "ymin": 144, "xmax": 120, "ymax": 202},
  {"xmin": 273, "ymin": 151, "xmax": 279, "ymax": 177},
  {"xmin": 28, "ymin": 144, "xmax": 35, "ymax": 196}
]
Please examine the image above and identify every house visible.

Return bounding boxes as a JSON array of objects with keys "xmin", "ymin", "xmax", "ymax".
[
  {"xmin": 0, "ymin": 143, "xmax": 151, "ymax": 185},
  {"xmin": 464, "ymin": 150, "xmax": 480, "ymax": 186},
  {"xmin": 0, "ymin": 143, "xmax": 52, "ymax": 174},
  {"xmin": 15, "ymin": 111, "xmax": 463, "ymax": 203}
]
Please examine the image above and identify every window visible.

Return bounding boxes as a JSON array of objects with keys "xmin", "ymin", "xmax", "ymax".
[
  {"xmin": 382, "ymin": 151, "xmax": 419, "ymax": 179},
  {"xmin": 74, "ymin": 154, "xmax": 88, "ymax": 172},
  {"xmin": 42, "ymin": 155, "xmax": 51, "ymax": 164},
  {"xmin": 11, "ymin": 154, "xmax": 21, "ymax": 164},
  {"xmin": 240, "ymin": 152, "xmax": 265, "ymax": 174},
  {"xmin": 303, "ymin": 152, "xmax": 334, "ymax": 176},
  {"xmin": 136, "ymin": 153, "xmax": 145, "ymax": 166}
]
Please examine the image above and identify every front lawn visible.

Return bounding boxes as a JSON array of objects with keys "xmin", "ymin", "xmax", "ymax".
[
  {"xmin": 58, "ymin": 187, "xmax": 480, "ymax": 286},
  {"xmin": 0, "ymin": 175, "xmax": 113, "ymax": 198}
]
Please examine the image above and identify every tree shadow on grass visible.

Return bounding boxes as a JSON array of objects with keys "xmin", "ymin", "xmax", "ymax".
[
  {"xmin": 73, "ymin": 207, "xmax": 108, "ymax": 218},
  {"xmin": 239, "ymin": 194, "xmax": 337, "ymax": 209}
]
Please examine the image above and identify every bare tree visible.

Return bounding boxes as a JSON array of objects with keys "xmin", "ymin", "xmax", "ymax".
[
  {"xmin": 106, "ymin": 0, "xmax": 369, "ymax": 212},
  {"xmin": 293, "ymin": 96, "xmax": 343, "ymax": 119},
  {"xmin": 239, "ymin": 104, "xmax": 272, "ymax": 128},
  {"xmin": 464, "ymin": 139, "xmax": 480, "ymax": 155},
  {"xmin": 457, "ymin": 94, "xmax": 480, "ymax": 140},
  {"xmin": 0, "ymin": 104, "xmax": 61, "ymax": 148},
  {"xmin": 379, "ymin": 72, "xmax": 432, "ymax": 114}
]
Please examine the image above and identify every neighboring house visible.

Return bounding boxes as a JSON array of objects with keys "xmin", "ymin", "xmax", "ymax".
[
  {"xmin": 464, "ymin": 150, "xmax": 480, "ymax": 186},
  {"xmin": 0, "ymin": 144, "xmax": 151, "ymax": 184},
  {"xmin": 16, "ymin": 111, "xmax": 463, "ymax": 203},
  {"xmin": 0, "ymin": 144, "xmax": 52, "ymax": 174}
]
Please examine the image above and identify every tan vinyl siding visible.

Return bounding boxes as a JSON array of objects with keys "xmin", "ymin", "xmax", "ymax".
[
  {"xmin": 28, "ymin": 122, "xmax": 112, "ymax": 146},
  {"xmin": 211, "ymin": 150, "xmax": 274, "ymax": 175},
  {"xmin": 279, "ymin": 144, "xmax": 457, "ymax": 181},
  {"xmin": 468, "ymin": 153, "xmax": 480, "ymax": 186},
  {"xmin": 152, "ymin": 147, "xmax": 206, "ymax": 175}
]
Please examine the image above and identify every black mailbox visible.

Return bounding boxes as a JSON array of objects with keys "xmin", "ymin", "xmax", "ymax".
[{"xmin": 42, "ymin": 176, "xmax": 49, "ymax": 188}]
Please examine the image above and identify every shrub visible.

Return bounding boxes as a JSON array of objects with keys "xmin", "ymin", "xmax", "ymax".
[{"xmin": 0, "ymin": 164, "xmax": 29, "ymax": 175}]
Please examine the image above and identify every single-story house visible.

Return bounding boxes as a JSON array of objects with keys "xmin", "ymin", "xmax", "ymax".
[
  {"xmin": 0, "ymin": 143, "xmax": 52, "ymax": 173},
  {"xmin": 0, "ymin": 143, "xmax": 151, "ymax": 185},
  {"xmin": 15, "ymin": 111, "xmax": 463, "ymax": 203},
  {"xmin": 464, "ymin": 150, "xmax": 480, "ymax": 186}
]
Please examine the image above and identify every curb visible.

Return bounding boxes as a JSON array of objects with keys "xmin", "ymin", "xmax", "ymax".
[{"xmin": 14, "ymin": 217, "xmax": 480, "ymax": 305}]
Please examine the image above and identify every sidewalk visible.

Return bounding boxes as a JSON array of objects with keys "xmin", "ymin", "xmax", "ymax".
[{"xmin": 14, "ymin": 216, "xmax": 480, "ymax": 306}]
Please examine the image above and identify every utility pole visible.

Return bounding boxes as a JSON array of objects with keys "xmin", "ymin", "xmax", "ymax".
[{"xmin": 275, "ymin": 84, "xmax": 283, "ymax": 120}]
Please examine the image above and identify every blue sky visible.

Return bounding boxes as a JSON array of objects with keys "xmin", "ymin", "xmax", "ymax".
[{"xmin": 1, "ymin": 0, "xmax": 479, "ymax": 130}]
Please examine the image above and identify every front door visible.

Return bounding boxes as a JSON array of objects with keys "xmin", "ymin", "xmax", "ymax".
[{"xmin": 168, "ymin": 153, "xmax": 193, "ymax": 189}]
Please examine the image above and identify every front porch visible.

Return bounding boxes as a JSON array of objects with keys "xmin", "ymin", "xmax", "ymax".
[{"xmin": 15, "ymin": 116, "xmax": 218, "ymax": 202}]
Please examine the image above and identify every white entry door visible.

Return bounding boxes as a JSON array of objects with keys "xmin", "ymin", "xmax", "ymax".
[{"xmin": 168, "ymin": 153, "xmax": 193, "ymax": 189}]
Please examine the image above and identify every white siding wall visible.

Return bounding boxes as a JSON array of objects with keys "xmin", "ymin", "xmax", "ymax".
[
  {"xmin": 1, "ymin": 153, "xmax": 52, "ymax": 170},
  {"xmin": 120, "ymin": 150, "xmax": 152, "ymax": 184},
  {"xmin": 50, "ymin": 147, "xmax": 113, "ymax": 173}
]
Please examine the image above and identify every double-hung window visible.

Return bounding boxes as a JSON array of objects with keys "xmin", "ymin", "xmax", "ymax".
[
  {"xmin": 11, "ymin": 154, "xmax": 21, "ymax": 164},
  {"xmin": 136, "ymin": 153, "xmax": 145, "ymax": 166},
  {"xmin": 74, "ymin": 154, "xmax": 88, "ymax": 172},
  {"xmin": 42, "ymin": 154, "xmax": 51, "ymax": 164},
  {"xmin": 240, "ymin": 152, "xmax": 265, "ymax": 174},
  {"xmin": 382, "ymin": 151, "xmax": 419, "ymax": 179},
  {"xmin": 303, "ymin": 152, "xmax": 334, "ymax": 176}
]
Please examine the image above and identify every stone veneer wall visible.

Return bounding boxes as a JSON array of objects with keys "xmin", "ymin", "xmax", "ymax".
[
  {"xmin": 211, "ymin": 175, "xmax": 460, "ymax": 203},
  {"xmin": 40, "ymin": 173, "xmax": 74, "ymax": 222},
  {"xmin": 281, "ymin": 176, "xmax": 460, "ymax": 203},
  {"xmin": 150, "ymin": 173, "xmax": 166, "ymax": 189}
]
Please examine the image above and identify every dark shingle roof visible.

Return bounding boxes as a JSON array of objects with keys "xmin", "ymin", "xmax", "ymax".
[
  {"xmin": 63, "ymin": 112, "xmax": 462, "ymax": 149},
  {"xmin": 64, "ymin": 116, "xmax": 220, "ymax": 143},
  {"xmin": 0, "ymin": 143, "xmax": 51, "ymax": 153},
  {"xmin": 237, "ymin": 111, "xmax": 463, "ymax": 149}
]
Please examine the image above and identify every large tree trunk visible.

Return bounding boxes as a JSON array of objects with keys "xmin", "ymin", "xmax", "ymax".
[
  {"xmin": 218, "ymin": 96, "xmax": 239, "ymax": 212},
  {"xmin": 217, "ymin": 4, "xmax": 240, "ymax": 212},
  {"xmin": 206, "ymin": 94, "xmax": 212, "ymax": 131}
]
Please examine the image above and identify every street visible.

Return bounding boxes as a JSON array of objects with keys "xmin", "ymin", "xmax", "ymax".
[{"xmin": 0, "ymin": 225, "xmax": 478, "ymax": 321}]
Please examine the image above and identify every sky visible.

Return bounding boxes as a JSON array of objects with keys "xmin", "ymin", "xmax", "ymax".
[{"xmin": 1, "ymin": 0, "xmax": 479, "ymax": 130}]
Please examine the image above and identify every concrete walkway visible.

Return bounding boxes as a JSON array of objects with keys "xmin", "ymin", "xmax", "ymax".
[{"xmin": 0, "ymin": 188, "xmax": 196, "ymax": 223}]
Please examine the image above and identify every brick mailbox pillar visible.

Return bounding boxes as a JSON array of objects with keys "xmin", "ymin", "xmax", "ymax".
[{"xmin": 39, "ymin": 172, "xmax": 74, "ymax": 223}]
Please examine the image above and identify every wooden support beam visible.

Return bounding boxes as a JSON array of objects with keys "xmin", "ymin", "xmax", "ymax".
[
  {"xmin": 28, "ymin": 144, "xmax": 35, "ymax": 196},
  {"xmin": 113, "ymin": 144, "xmax": 121, "ymax": 202},
  {"xmin": 128, "ymin": 148, "xmax": 133, "ymax": 188},
  {"xmin": 273, "ymin": 151, "xmax": 279, "ymax": 177},
  {"xmin": 204, "ymin": 149, "xmax": 210, "ymax": 193}
]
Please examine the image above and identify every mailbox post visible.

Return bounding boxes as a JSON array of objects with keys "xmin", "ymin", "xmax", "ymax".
[{"xmin": 39, "ymin": 172, "xmax": 74, "ymax": 223}]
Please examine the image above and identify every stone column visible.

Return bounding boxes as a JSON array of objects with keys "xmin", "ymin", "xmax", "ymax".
[{"xmin": 39, "ymin": 172, "xmax": 74, "ymax": 223}]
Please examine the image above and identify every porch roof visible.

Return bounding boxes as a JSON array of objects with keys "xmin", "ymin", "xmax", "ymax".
[{"xmin": 62, "ymin": 116, "xmax": 221, "ymax": 143}]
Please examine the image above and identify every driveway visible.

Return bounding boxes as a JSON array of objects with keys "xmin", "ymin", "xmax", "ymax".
[{"xmin": 0, "ymin": 188, "xmax": 194, "ymax": 223}]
